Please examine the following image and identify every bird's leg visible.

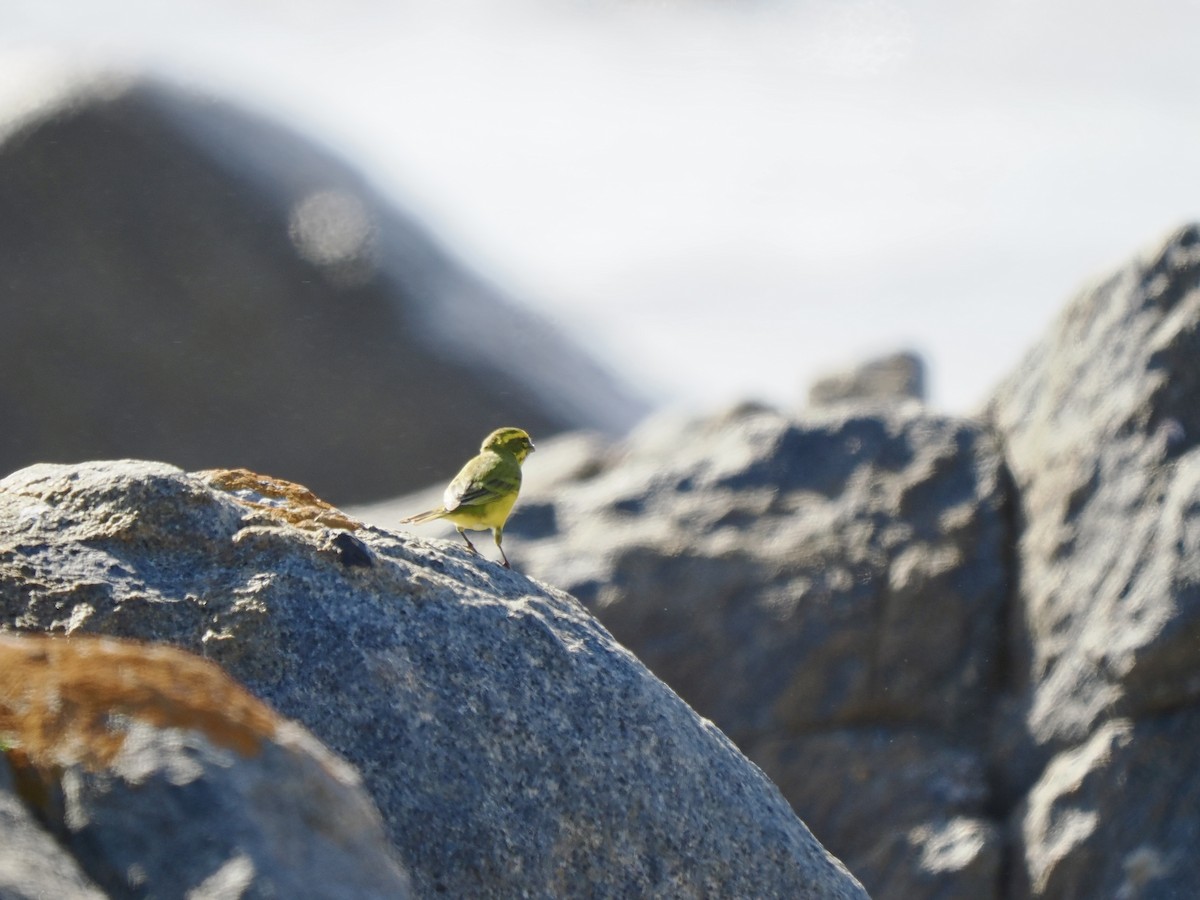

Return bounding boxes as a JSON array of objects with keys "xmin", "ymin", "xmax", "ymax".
[
  {"xmin": 494, "ymin": 528, "xmax": 510, "ymax": 569},
  {"xmin": 457, "ymin": 527, "xmax": 479, "ymax": 555}
]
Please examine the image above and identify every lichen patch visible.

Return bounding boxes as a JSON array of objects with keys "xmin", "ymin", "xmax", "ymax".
[
  {"xmin": 0, "ymin": 634, "xmax": 279, "ymax": 771},
  {"xmin": 199, "ymin": 468, "xmax": 360, "ymax": 531}
]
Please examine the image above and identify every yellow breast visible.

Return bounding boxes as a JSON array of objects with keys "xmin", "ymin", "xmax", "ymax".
[{"xmin": 441, "ymin": 492, "xmax": 518, "ymax": 532}]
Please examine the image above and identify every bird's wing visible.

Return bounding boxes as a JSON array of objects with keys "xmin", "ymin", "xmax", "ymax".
[{"xmin": 444, "ymin": 454, "xmax": 522, "ymax": 511}]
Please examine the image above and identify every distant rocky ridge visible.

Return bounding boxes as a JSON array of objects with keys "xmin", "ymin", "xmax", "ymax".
[
  {"xmin": 0, "ymin": 71, "xmax": 645, "ymax": 505},
  {"xmin": 360, "ymin": 224, "xmax": 1200, "ymax": 899},
  {"xmin": 807, "ymin": 350, "xmax": 927, "ymax": 407},
  {"xmin": 0, "ymin": 460, "xmax": 867, "ymax": 899}
]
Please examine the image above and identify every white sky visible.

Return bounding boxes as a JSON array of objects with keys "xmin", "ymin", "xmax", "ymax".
[{"xmin": 4, "ymin": 0, "xmax": 1200, "ymax": 413}]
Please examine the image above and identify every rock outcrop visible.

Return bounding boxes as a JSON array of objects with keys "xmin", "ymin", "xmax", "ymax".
[
  {"xmin": 0, "ymin": 634, "xmax": 412, "ymax": 898},
  {"xmin": 988, "ymin": 224, "xmax": 1200, "ymax": 898},
  {"xmin": 0, "ymin": 460, "xmax": 867, "ymax": 899},
  {"xmin": 0, "ymin": 71, "xmax": 644, "ymax": 505},
  {"xmin": 808, "ymin": 350, "xmax": 927, "ymax": 407}
]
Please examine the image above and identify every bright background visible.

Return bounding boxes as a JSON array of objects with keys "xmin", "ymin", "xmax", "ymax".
[{"xmin": 4, "ymin": 0, "xmax": 1199, "ymax": 413}]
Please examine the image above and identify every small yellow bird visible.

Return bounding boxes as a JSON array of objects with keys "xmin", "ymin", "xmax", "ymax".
[{"xmin": 400, "ymin": 427, "xmax": 535, "ymax": 568}]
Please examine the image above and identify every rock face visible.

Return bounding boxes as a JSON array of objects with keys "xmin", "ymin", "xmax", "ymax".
[
  {"xmin": 522, "ymin": 406, "xmax": 1008, "ymax": 744},
  {"xmin": 0, "ymin": 634, "xmax": 412, "ymax": 899},
  {"xmin": 0, "ymin": 71, "xmax": 644, "ymax": 505},
  {"xmin": 987, "ymin": 224, "xmax": 1200, "ymax": 899},
  {"xmin": 0, "ymin": 751, "xmax": 106, "ymax": 900},
  {"xmin": 0, "ymin": 460, "xmax": 867, "ymax": 900},
  {"xmin": 1015, "ymin": 711, "xmax": 1200, "ymax": 899}
]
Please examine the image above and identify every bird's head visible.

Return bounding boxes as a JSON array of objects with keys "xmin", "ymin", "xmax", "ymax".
[{"xmin": 481, "ymin": 427, "xmax": 536, "ymax": 463}]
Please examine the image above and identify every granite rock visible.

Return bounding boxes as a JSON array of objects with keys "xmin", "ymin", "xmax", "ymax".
[
  {"xmin": 755, "ymin": 730, "xmax": 1001, "ymax": 900},
  {"xmin": 0, "ymin": 460, "xmax": 866, "ymax": 900},
  {"xmin": 1015, "ymin": 710, "xmax": 1200, "ymax": 900}
]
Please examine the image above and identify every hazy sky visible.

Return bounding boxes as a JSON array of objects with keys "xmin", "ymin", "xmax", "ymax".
[{"xmin": 4, "ymin": 0, "xmax": 1199, "ymax": 413}]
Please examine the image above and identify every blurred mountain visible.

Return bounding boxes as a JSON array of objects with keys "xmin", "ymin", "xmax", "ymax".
[{"xmin": 0, "ymin": 71, "xmax": 646, "ymax": 504}]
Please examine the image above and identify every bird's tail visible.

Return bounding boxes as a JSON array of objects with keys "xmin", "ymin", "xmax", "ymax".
[{"xmin": 399, "ymin": 507, "xmax": 447, "ymax": 525}]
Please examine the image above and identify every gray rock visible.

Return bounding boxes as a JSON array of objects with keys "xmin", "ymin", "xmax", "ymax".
[
  {"xmin": 986, "ymin": 224, "xmax": 1200, "ymax": 763},
  {"xmin": 1015, "ymin": 710, "xmax": 1200, "ymax": 900},
  {"xmin": 508, "ymin": 404, "xmax": 1010, "ymax": 744},
  {"xmin": 365, "ymin": 401, "xmax": 1011, "ymax": 899},
  {"xmin": 0, "ymin": 70, "xmax": 644, "ymax": 505},
  {"xmin": 754, "ymin": 729, "xmax": 998, "ymax": 900},
  {"xmin": 808, "ymin": 350, "xmax": 927, "ymax": 407},
  {"xmin": 0, "ymin": 755, "xmax": 106, "ymax": 900},
  {"xmin": 0, "ymin": 459, "xmax": 867, "ymax": 900},
  {"xmin": 0, "ymin": 633, "xmax": 412, "ymax": 899}
]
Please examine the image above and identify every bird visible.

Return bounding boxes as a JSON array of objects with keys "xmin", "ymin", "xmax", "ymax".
[{"xmin": 400, "ymin": 427, "xmax": 535, "ymax": 568}]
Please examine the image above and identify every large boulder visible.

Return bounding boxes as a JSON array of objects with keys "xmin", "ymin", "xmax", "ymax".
[
  {"xmin": 987, "ymin": 224, "xmax": 1200, "ymax": 897},
  {"xmin": 0, "ymin": 633, "xmax": 412, "ymax": 899},
  {"xmin": 362, "ymin": 401, "xmax": 1011, "ymax": 900},
  {"xmin": 0, "ymin": 459, "xmax": 866, "ymax": 899},
  {"xmin": 0, "ymin": 71, "xmax": 644, "ymax": 505}
]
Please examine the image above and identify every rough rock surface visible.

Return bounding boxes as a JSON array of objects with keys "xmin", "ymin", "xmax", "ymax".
[
  {"xmin": 0, "ymin": 752, "xmax": 106, "ymax": 900},
  {"xmin": 0, "ymin": 70, "xmax": 643, "ymax": 505},
  {"xmin": 0, "ymin": 633, "xmax": 412, "ymax": 899},
  {"xmin": 988, "ymin": 224, "xmax": 1200, "ymax": 898},
  {"xmin": 515, "ymin": 405, "xmax": 1010, "ymax": 746},
  {"xmin": 988, "ymin": 223, "xmax": 1200, "ymax": 752},
  {"xmin": 0, "ymin": 460, "xmax": 867, "ymax": 900},
  {"xmin": 363, "ymin": 401, "xmax": 1011, "ymax": 900},
  {"xmin": 755, "ymin": 731, "xmax": 1002, "ymax": 900},
  {"xmin": 1014, "ymin": 711, "xmax": 1200, "ymax": 899}
]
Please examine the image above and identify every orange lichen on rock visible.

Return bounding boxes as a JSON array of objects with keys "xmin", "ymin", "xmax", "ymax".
[
  {"xmin": 0, "ymin": 634, "xmax": 279, "ymax": 770},
  {"xmin": 200, "ymin": 468, "xmax": 361, "ymax": 531}
]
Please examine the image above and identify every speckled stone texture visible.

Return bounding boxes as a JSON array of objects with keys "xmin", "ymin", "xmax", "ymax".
[{"xmin": 0, "ymin": 460, "xmax": 866, "ymax": 900}]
